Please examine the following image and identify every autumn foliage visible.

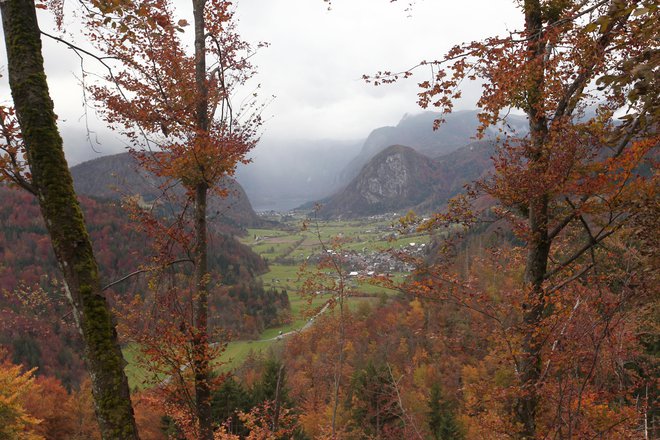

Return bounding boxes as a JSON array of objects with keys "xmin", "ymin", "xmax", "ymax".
[
  {"xmin": 1, "ymin": 0, "xmax": 657, "ymax": 438},
  {"xmin": 78, "ymin": 0, "xmax": 266, "ymax": 436},
  {"xmin": 366, "ymin": 0, "xmax": 658, "ymax": 438}
]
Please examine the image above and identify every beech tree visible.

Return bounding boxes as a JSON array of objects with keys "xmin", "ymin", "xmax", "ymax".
[
  {"xmin": 299, "ymin": 215, "xmax": 357, "ymax": 437},
  {"xmin": 82, "ymin": 0, "xmax": 263, "ymax": 437},
  {"xmin": 0, "ymin": 352, "xmax": 41, "ymax": 439},
  {"xmin": 0, "ymin": 1, "xmax": 139, "ymax": 438},
  {"xmin": 369, "ymin": 0, "xmax": 657, "ymax": 437}
]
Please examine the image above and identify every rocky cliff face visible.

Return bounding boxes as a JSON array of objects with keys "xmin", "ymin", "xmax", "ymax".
[
  {"xmin": 357, "ymin": 151, "xmax": 412, "ymax": 203},
  {"xmin": 70, "ymin": 153, "xmax": 261, "ymax": 230},
  {"xmin": 318, "ymin": 145, "xmax": 437, "ymax": 218},
  {"xmin": 318, "ymin": 141, "xmax": 496, "ymax": 218},
  {"xmin": 339, "ymin": 111, "xmax": 526, "ymax": 184}
]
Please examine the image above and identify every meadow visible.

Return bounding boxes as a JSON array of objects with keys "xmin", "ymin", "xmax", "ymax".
[{"xmin": 125, "ymin": 214, "xmax": 425, "ymax": 387}]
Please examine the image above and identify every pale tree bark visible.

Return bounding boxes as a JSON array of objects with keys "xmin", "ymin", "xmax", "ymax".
[{"xmin": 0, "ymin": 0, "xmax": 139, "ymax": 438}]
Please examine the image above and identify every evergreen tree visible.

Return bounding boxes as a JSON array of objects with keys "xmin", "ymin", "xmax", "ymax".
[
  {"xmin": 251, "ymin": 358, "xmax": 289, "ymax": 405},
  {"xmin": 211, "ymin": 377, "xmax": 252, "ymax": 436},
  {"xmin": 428, "ymin": 383, "xmax": 463, "ymax": 440}
]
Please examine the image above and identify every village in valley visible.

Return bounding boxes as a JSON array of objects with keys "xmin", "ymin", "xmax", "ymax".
[{"xmin": 246, "ymin": 211, "xmax": 430, "ymax": 288}]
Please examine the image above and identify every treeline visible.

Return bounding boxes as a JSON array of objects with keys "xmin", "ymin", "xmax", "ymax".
[
  {"xmin": 213, "ymin": 285, "xmax": 291, "ymax": 338},
  {"xmin": 0, "ymin": 350, "xmax": 298, "ymax": 440},
  {"xmin": 283, "ymin": 298, "xmax": 466, "ymax": 439}
]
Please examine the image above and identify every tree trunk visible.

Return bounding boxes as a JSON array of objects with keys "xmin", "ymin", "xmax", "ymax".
[
  {"xmin": 516, "ymin": 1, "xmax": 550, "ymax": 438},
  {"xmin": 193, "ymin": 181, "xmax": 212, "ymax": 440},
  {"xmin": 0, "ymin": 1, "xmax": 139, "ymax": 438},
  {"xmin": 272, "ymin": 363, "xmax": 284, "ymax": 431},
  {"xmin": 331, "ymin": 283, "xmax": 346, "ymax": 436},
  {"xmin": 192, "ymin": 0, "xmax": 212, "ymax": 438}
]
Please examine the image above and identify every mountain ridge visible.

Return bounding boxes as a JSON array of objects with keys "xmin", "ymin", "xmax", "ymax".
[
  {"xmin": 236, "ymin": 111, "xmax": 525, "ymax": 211},
  {"xmin": 70, "ymin": 152, "xmax": 262, "ymax": 231},
  {"xmin": 318, "ymin": 140, "xmax": 496, "ymax": 218},
  {"xmin": 337, "ymin": 111, "xmax": 525, "ymax": 185}
]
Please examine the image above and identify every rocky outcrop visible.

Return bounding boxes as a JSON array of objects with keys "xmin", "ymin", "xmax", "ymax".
[
  {"xmin": 357, "ymin": 149, "xmax": 414, "ymax": 203},
  {"xmin": 318, "ymin": 141, "xmax": 496, "ymax": 218},
  {"xmin": 318, "ymin": 145, "xmax": 437, "ymax": 218},
  {"xmin": 339, "ymin": 111, "xmax": 525, "ymax": 184}
]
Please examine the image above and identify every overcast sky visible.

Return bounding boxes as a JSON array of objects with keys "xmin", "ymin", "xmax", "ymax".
[{"xmin": 0, "ymin": 0, "xmax": 522, "ymax": 165}]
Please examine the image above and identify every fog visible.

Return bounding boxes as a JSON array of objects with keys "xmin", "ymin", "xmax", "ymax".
[
  {"xmin": 236, "ymin": 137, "xmax": 363, "ymax": 211},
  {"xmin": 1, "ymin": 0, "xmax": 522, "ymax": 209},
  {"xmin": 1, "ymin": 0, "xmax": 521, "ymax": 149}
]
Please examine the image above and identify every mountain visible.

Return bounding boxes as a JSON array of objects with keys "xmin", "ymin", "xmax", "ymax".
[
  {"xmin": 318, "ymin": 141, "xmax": 496, "ymax": 218},
  {"xmin": 318, "ymin": 145, "xmax": 437, "ymax": 218},
  {"xmin": 232, "ymin": 111, "xmax": 525, "ymax": 211},
  {"xmin": 70, "ymin": 153, "xmax": 261, "ymax": 230},
  {"xmin": 415, "ymin": 140, "xmax": 496, "ymax": 213},
  {"xmin": 339, "ymin": 110, "xmax": 526, "ymax": 184}
]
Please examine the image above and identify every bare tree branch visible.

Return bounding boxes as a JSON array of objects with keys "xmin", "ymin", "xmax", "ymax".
[{"xmin": 102, "ymin": 258, "xmax": 194, "ymax": 291}]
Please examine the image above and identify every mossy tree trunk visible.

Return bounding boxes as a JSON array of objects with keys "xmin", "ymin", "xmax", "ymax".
[{"xmin": 0, "ymin": 1, "xmax": 139, "ymax": 438}]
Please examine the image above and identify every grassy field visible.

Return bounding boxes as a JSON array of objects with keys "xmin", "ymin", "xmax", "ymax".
[
  {"xmin": 125, "ymin": 215, "xmax": 423, "ymax": 383},
  {"xmin": 219, "ymin": 339, "xmax": 282, "ymax": 372},
  {"xmin": 122, "ymin": 343, "xmax": 167, "ymax": 390}
]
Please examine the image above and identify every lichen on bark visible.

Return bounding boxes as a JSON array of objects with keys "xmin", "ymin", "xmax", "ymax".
[{"xmin": 0, "ymin": 0, "xmax": 139, "ymax": 438}]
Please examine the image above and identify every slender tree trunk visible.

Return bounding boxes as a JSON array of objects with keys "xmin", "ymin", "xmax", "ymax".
[
  {"xmin": 376, "ymin": 396, "xmax": 381, "ymax": 438},
  {"xmin": 515, "ymin": 1, "xmax": 550, "ymax": 438},
  {"xmin": 193, "ymin": 182, "xmax": 212, "ymax": 440},
  {"xmin": 191, "ymin": 0, "xmax": 212, "ymax": 438},
  {"xmin": 331, "ymin": 285, "xmax": 346, "ymax": 436},
  {"xmin": 272, "ymin": 363, "xmax": 284, "ymax": 431},
  {"xmin": 517, "ymin": 192, "xmax": 550, "ymax": 439},
  {"xmin": 0, "ymin": 1, "xmax": 139, "ymax": 438}
]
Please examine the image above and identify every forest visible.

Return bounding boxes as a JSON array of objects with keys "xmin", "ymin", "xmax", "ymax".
[{"xmin": 0, "ymin": 0, "xmax": 658, "ymax": 439}]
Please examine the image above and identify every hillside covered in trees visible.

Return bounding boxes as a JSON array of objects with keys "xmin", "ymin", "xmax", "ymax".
[
  {"xmin": 0, "ymin": 187, "xmax": 289, "ymax": 389},
  {"xmin": 0, "ymin": 0, "xmax": 657, "ymax": 439}
]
